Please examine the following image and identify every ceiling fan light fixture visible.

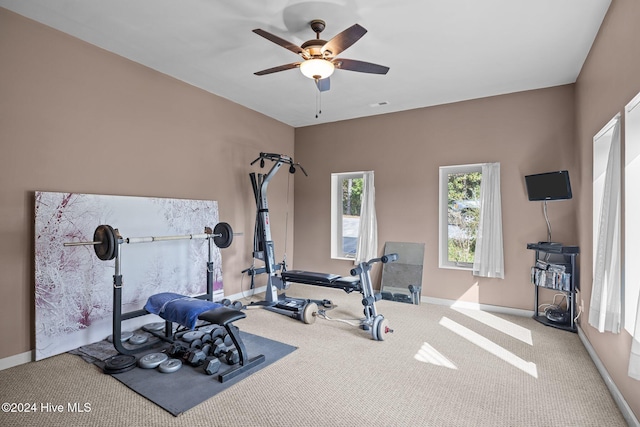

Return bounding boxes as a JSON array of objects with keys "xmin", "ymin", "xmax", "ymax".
[{"xmin": 299, "ymin": 59, "xmax": 335, "ymax": 80}]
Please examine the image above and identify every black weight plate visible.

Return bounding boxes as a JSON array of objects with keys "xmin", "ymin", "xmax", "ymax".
[
  {"xmin": 213, "ymin": 222, "xmax": 233, "ymax": 248},
  {"xmin": 103, "ymin": 354, "xmax": 137, "ymax": 374},
  {"xmin": 94, "ymin": 225, "xmax": 116, "ymax": 261},
  {"xmin": 104, "ymin": 365, "xmax": 136, "ymax": 375}
]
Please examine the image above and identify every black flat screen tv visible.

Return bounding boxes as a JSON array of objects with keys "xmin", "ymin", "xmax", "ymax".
[{"xmin": 525, "ymin": 170, "xmax": 572, "ymax": 201}]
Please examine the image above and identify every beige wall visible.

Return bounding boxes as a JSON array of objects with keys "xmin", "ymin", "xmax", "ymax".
[
  {"xmin": 294, "ymin": 85, "xmax": 577, "ymax": 311},
  {"xmin": 575, "ymin": 0, "xmax": 640, "ymax": 418},
  {"xmin": 0, "ymin": 9, "xmax": 295, "ymax": 359},
  {"xmin": 3, "ymin": 1, "xmax": 639, "ymax": 420}
]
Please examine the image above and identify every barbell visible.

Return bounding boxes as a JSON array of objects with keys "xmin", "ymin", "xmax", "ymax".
[{"xmin": 64, "ymin": 222, "xmax": 234, "ymax": 261}]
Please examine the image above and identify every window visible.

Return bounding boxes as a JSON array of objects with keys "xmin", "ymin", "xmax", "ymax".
[
  {"xmin": 331, "ymin": 172, "xmax": 364, "ymax": 259},
  {"xmin": 590, "ymin": 114, "xmax": 622, "ymax": 333},
  {"xmin": 626, "ymin": 93, "xmax": 640, "ymax": 335},
  {"xmin": 593, "ymin": 115, "xmax": 619, "ymax": 274},
  {"xmin": 439, "ymin": 164, "xmax": 482, "ymax": 269}
]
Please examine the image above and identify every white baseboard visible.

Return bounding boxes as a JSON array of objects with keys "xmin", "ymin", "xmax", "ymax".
[
  {"xmin": 0, "ymin": 350, "xmax": 33, "ymax": 371},
  {"xmin": 577, "ymin": 326, "xmax": 640, "ymax": 427},
  {"xmin": 423, "ymin": 296, "xmax": 534, "ymax": 318}
]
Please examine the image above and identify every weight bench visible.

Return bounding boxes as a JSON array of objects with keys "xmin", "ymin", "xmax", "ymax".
[
  {"xmin": 246, "ymin": 272, "xmax": 360, "ymax": 324},
  {"xmin": 281, "ymin": 270, "xmax": 361, "ymax": 294},
  {"xmin": 277, "ymin": 255, "xmax": 399, "ymax": 340},
  {"xmin": 142, "ymin": 292, "xmax": 265, "ymax": 382}
]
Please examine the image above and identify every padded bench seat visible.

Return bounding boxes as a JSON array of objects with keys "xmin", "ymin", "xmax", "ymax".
[
  {"xmin": 144, "ymin": 292, "xmax": 265, "ymax": 382},
  {"xmin": 282, "ymin": 270, "xmax": 362, "ymax": 293},
  {"xmin": 144, "ymin": 292, "xmax": 224, "ymax": 330},
  {"xmin": 198, "ymin": 305, "xmax": 246, "ymax": 325}
]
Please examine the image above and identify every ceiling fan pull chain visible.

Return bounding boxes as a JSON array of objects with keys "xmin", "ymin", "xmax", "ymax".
[
  {"xmin": 315, "ymin": 88, "xmax": 322, "ymax": 118},
  {"xmin": 316, "ymin": 91, "xmax": 322, "ymax": 119}
]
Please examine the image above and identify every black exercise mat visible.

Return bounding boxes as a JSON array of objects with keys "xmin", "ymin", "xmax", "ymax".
[{"xmin": 78, "ymin": 332, "xmax": 296, "ymax": 416}]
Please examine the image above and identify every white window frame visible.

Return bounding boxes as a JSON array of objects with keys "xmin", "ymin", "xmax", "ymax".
[
  {"xmin": 439, "ymin": 164, "xmax": 483, "ymax": 270},
  {"xmin": 625, "ymin": 92, "xmax": 640, "ymax": 335},
  {"xmin": 331, "ymin": 171, "xmax": 364, "ymax": 260}
]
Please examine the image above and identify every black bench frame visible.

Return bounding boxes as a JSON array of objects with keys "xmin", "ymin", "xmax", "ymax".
[{"xmin": 108, "ymin": 227, "xmax": 264, "ymax": 380}]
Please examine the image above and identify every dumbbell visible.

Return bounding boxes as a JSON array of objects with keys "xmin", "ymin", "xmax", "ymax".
[
  {"xmin": 224, "ymin": 348, "xmax": 240, "ymax": 365},
  {"xmin": 201, "ymin": 344, "xmax": 212, "ymax": 356},
  {"xmin": 223, "ymin": 333, "xmax": 233, "ymax": 347},
  {"xmin": 211, "ymin": 326, "xmax": 225, "ymax": 340},
  {"xmin": 168, "ymin": 342, "xmax": 188, "ymax": 358},
  {"xmin": 204, "ymin": 357, "xmax": 221, "ymax": 375},
  {"xmin": 184, "ymin": 349, "xmax": 207, "ymax": 367},
  {"xmin": 212, "ymin": 342, "xmax": 227, "ymax": 358},
  {"xmin": 219, "ymin": 299, "xmax": 243, "ymax": 310}
]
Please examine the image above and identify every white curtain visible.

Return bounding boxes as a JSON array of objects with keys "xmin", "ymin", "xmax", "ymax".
[
  {"xmin": 355, "ymin": 171, "xmax": 378, "ymax": 264},
  {"xmin": 472, "ymin": 163, "xmax": 504, "ymax": 279},
  {"xmin": 589, "ymin": 120, "xmax": 621, "ymax": 334},
  {"xmin": 630, "ymin": 292, "xmax": 640, "ymax": 380}
]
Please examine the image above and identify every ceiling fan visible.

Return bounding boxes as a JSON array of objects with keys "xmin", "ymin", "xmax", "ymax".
[{"xmin": 252, "ymin": 19, "xmax": 389, "ymax": 92}]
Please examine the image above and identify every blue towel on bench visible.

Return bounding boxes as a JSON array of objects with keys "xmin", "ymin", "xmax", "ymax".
[{"xmin": 144, "ymin": 292, "xmax": 223, "ymax": 330}]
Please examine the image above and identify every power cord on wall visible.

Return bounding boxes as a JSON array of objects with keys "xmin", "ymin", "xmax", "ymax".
[
  {"xmin": 574, "ymin": 305, "xmax": 582, "ymax": 323},
  {"xmin": 239, "ymin": 264, "xmax": 259, "ymax": 303}
]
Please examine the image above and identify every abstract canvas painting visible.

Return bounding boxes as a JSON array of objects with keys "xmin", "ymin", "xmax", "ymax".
[{"xmin": 34, "ymin": 192, "xmax": 223, "ymax": 360}]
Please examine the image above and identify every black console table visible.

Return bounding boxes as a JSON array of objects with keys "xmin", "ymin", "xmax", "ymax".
[{"xmin": 527, "ymin": 242, "xmax": 579, "ymax": 332}]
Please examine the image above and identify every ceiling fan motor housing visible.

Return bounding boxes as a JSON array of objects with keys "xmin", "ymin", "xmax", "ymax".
[{"xmin": 301, "ymin": 40, "xmax": 329, "ymax": 58}]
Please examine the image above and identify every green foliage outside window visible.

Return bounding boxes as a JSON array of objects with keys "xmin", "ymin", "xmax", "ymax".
[
  {"xmin": 448, "ymin": 172, "xmax": 481, "ymax": 264},
  {"xmin": 342, "ymin": 178, "xmax": 363, "ymax": 216}
]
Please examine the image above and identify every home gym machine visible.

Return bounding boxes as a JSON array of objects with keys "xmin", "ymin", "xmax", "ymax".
[
  {"xmin": 243, "ymin": 152, "xmax": 395, "ymax": 340},
  {"xmin": 243, "ymin": 152, "xmax": 322, "ymax": 323}
]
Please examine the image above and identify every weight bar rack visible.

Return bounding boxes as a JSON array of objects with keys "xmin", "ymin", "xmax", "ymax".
[{"xmin": 64, "ymin": 223, "xmax": 234, "ymax": 356}]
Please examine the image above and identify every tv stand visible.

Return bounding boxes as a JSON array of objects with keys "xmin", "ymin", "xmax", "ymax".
[{"xmin": 527, "ymin": 242, "xmax": 579, "ymax": 332}]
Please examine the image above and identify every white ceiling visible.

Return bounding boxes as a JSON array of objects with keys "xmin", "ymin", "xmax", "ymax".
[{"xmin": 1, "ymin": 0, "xmax": 612, "ymax": 128}]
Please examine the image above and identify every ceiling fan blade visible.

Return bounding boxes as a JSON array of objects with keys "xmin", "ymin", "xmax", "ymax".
[
  {"xmin": 253, "ymin": 29, "xmax": 309, "ymax": 58},
  {"xmin": 334, "ymin": 58, "xmax": 390, "ymax": 75},
  {"xmin": 315, "ymin": 78, "xmax": 330, "ymax": 92},
  {"xmin": 321, "ymin": 24, "xmax": 367, "ymax": 57},
  {"xmin": 254, "ymin": 62, "xmax": 300, "ymax": 76}
]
